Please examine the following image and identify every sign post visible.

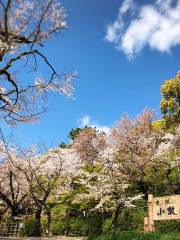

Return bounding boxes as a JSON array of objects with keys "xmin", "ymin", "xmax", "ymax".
[
  {"xmin": 144, "ymin": 194, "xmax": 180, "ymax": 232},
  {"xmin": 148, "ymin": 194, "xmax": 155, "ymax": 232},
  {"xmin": 144, "ymin": 217, "xmax": 149, "ymax": 232}
]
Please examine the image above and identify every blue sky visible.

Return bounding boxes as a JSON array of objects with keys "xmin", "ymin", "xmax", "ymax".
[{"xmin": 4, "ymin": 0, "xmax": 180, "ymax": 147}]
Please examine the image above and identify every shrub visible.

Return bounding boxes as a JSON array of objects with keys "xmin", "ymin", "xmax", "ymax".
[
  {"xmin": 90, "ymin": 231, "xmax": 180, "ymax": 240},
  {"xmin": 88, "ymin": 212, "xmax": 104, "ymax": 236},
  {"xmin": 51, "ymin": 218, "xmax": 68, "ymax": 235},
  {"xmin": 19, "ymin": 218, "xmax": 41, "ymax": 237},
  {"xmin": 69, "ymin": 217, "xmax": 88, "ymax": 235},
  {"xmin": 115, "ymin": 207, "xmax": 146, "ymax": 232},
  {"xmin": 155, "ymin": 220, "xmax": 180, "ymax": 233},
  {"xmin": 102, "ymin": 218, "xmax": 113, "ymax": 233},
  {"xmin": 52, "ymin": 217, "xmax": 89, "ymax": 236}
]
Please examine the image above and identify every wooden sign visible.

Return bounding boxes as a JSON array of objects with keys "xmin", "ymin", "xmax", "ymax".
[
  {"xmin": 144, "ymin": 194, "xmax": 180, "ymax": 232},
  {"xmin": 153, "ymin": 195, "xmax": 180, "ymax": 221}
]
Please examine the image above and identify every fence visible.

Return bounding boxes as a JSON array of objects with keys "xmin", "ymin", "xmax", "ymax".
[{"xmin": 0, "ymin": 220, "xmax": 19, "ymax": 237}]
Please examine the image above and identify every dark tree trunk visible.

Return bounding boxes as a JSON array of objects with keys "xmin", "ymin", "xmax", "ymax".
[
  {"xmin": 11, "ymin": 205, "xmax": 20, "ymax": 218},
  {"xmin": 34, "ymin": 207, "xmax": 42, "ymax": 236},
  {"xmin": 111, "ymin": 203, "xmax": 123, "ymax": 231},
  {"xmin": 46, "ymin": 207, "xmax": 51, "ymax": 236},
  {"xmin": 0, "ymin": 193, "xmax": 20, "ymax": 218},
  {"xmin": 137, "ymin": 179, "xmax": 148, "ymax": 202}
]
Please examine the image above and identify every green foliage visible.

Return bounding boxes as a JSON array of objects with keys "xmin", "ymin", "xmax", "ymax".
[
  {"xmin": 152, "ymin": 120, "xmax": 165, "ymax": 131},
  {"xmin": 102, "ymin": 219, "xmax": 113, "ymax": 233},
  {"xmin": 51, "ymin": 217, "xmax": 89, "ymax": 236},
  {"xmin": 68, "ymin": 126, "xmax": 94, "ymax": 141},
  {"xmin": 51, "ymin": 218, "xmax": 68, "ymax": 235},
  {"xmin": 155, "ymin": 220, "xmax": 180, "ymax": 233},
  {"xmin": 19, "ymin": 218, "xmax": 42, "ymax": 237},
  {"xmin": 118, "ymin": 208, "xmax": 138, "ymax": 231},
  {"xmin": 149, "ymin": 150, "xmax": 180, "ymax": 195},
  {"xmin": 118, "ymin": 207, "xmax": 146, "ymax": 232},
  {"xmin": 90, "ymin": 232, "xmax": 180, "ymax": 240},
  {"xmin": 143, "ymin": 162, "xmax": 172, "ymax": 196},
  {"xmin": 68, "ymin": 217, "xmax": 88, "ymax": 235},
  {"xmin": 160, "ymin": 71, "xmax": 180, "ymax": 128},
  {"xmin": 126, "ymin": 148, "xmax": 180, "ymax": 198},
  {"xmin": 51, "ymin": 202, "xmax": 88, "ymax": 236},
  {"xmin": 101, "ymin": 207, "xmax": 146, "ymax": 233},
  {"xmin": 69, "ymin": 127, "xmax": 83, "ymax": 141},
  {"xmin": 59, "ymin": 142, "xmax": 68, "ymax": 148},
  {"xmin": 100, "ymin": 207, "xmax": 180, "ymax": 235},
  {"xmin": 88, "ymin": 212, "xmax": 104, "ymax": 236},
  {"xmin": 50, "ymin": 200, "xmax": 105, "ymax": 236}
]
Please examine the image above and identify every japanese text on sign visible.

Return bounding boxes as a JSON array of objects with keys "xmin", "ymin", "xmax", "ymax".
[{"xmin": 153, "ymin": 195, "xmax": 180, "ymax": 221}]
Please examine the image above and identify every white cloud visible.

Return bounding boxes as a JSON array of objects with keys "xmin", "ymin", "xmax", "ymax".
[
  {"xmin": 79, "ymin": 115, "xmax": 90, "ymax": 127},
  {"xmin": 120, "ymin": 0, "xmax": 134, "ymax": 14},
  {"xmin": 105, "ymin": 0, "xmax": 180, "ymax": 59},
  {"xmin": 105, "ymin": 0, "xmax": 134, "ymax": 43},
  {"xmin": 78, "ymin": 115, "xmax": 110, "ymax": 134}
]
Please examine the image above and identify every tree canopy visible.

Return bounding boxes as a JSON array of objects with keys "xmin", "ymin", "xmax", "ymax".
[{"xmin": 161, "ymin": 71, "xmax": 180, "ymax": 128}]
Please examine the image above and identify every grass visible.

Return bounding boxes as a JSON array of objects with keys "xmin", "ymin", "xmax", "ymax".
[{"xmin": 91, "ymin": 231, "xmax": 180, "ymax": 240}]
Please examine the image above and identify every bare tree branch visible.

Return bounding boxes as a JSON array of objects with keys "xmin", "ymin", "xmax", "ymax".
[{"xmin": 0, "ymin": 0, "xmax": 76, "ymax": 125}]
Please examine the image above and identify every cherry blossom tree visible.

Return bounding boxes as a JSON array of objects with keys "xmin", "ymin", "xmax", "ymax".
[
  {"xmin": 75, "ymin": 158, "xmax": 141, "ymax": 229},
  {"xmin": 72, "ymin": 127, "xmax": 106, "ymax": 166},
  {"xmin": 72, "ymin": 128, "xmax": 141, "ymax": 230},
  {"xmin": 0, "ymin": 141, "xmax": 29, "ymax": 218},
  {"xmin": 111, "ymin": 110, "xmax": 163, "ymax": 200},
  {"xmin": 0, "ymin": 0, "xmax": 76, "ymax": 125},
  {"xmin": 17, "ymin": 146, "xmax": 80, "ymax": 236},
  {"xmin": 0, "ymin": 135, "xmax": 80, "ymax": 236}
]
